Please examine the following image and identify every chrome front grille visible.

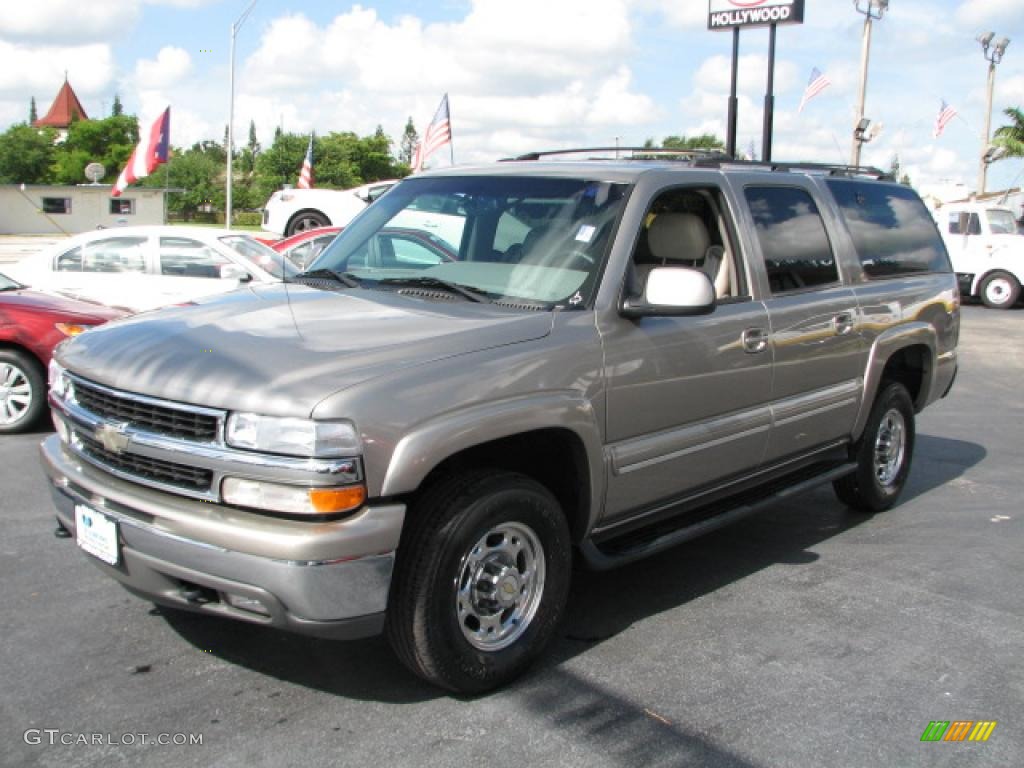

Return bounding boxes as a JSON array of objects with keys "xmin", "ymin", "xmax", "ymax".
[
  {"xmin": 74, "ymin": 429, "xmax": 214, "ymax": 492},
  {"xmin": 71, "ymin": 377, "xmax": 220, "ymax": 442}
]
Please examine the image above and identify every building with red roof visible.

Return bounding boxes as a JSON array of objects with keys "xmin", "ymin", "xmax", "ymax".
[{"xmin": 33, "ymin": 77, "xmax": 89, "ymax": 139}]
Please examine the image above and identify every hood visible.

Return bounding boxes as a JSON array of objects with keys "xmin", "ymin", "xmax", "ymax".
[
  {"xmin": 0, "ymin": 288, "xmax": 125, "ymax": 322},
  {"xmin": 57, "ymin": 284, "xmax": 553, "ymax": 417}
]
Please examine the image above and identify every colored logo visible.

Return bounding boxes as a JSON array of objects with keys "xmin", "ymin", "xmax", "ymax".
[{"xmin": 920, "ymin": 721, "xmax": 997, "ymax": 742}]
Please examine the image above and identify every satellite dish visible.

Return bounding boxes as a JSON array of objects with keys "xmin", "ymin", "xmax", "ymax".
[{"xmin": 85, "ymin": 162, "xmax": 105, "ymax": 184}]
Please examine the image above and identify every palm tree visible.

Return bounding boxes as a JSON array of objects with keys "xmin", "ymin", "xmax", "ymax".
[{"xmin": 993, "ymin": 107, "xmax": 1024, "ymax": 159}]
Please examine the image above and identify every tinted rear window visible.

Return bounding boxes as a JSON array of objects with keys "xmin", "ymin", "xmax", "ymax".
[{"xmin": 826, "ymin": 180, "xmax": 950, "ymax": 277}]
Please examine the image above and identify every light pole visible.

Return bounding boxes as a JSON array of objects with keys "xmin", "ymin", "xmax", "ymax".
[
  {"xmin": 976, "ymin": 33, "xmax": 1010, "ymax": 196},
  {"xmin": 850, "ymin": 0, "xmax": 889, "ymax": 167},
  {"xmin": 226, "ymin": 0, "xmax": 258, "ymax": 230}
]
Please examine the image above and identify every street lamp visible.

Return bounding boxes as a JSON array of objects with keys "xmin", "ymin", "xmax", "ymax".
[
  {"xmin": 226, "ymin": 0, "xmax": 258, "ymax": 230},
  {"xmin": 850, "ymin": 0, "xmax": 889, "ymax": 167},
  {"xmin": 976, "ymin": 32, "xmax": 1010, "ymax": 196}
]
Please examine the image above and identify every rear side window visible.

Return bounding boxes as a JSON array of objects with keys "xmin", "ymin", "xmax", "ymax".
[
  {"xmin": 826, "ymin": 180, "xmax": 950, "ymax": 277},
  {"xmin": 744, "ymin": 186, "xmax": 838, "ymax": 294}
]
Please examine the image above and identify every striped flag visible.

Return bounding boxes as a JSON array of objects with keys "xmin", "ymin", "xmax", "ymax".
[
  {"xmin": 112, "ymin": 107, "xmax": 170, "ymax": 197},
  {"xmin": 798, "ymin": 68, "xmax": 831, "ymax": 113},
  {"xmin": 412, "ymin": 94, "xmax": 452, "ymax": 172},
  {"xmin": 297, "ymin": 133, "xmax": 314, "ymax": 189},
  {"xmin": 933, "ymin": 100, "xmax": 958, "ymax": 138}
]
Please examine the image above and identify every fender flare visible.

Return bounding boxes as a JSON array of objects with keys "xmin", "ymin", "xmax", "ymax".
[
  {"xmin": 851, "ymin": 322, "xmax": 937, "ymax": 440},
  {"xmin": 380, "ymin": 392, "xmax": 606, "ymax": 534}
]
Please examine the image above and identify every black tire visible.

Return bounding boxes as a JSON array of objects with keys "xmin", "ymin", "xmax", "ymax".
[
  {"xmin": 0, "ymin": 349, "xmax": 46, "ymax": 434},
  {"xmin": 979, "ymin": 271, "xmax": 1021, "ymax": 309},
  {"xmin": 833, "ymin": 382, "xmax": 915, "ymax": 513},
  {"xmin": 386, "ymin": 471, "xmax": 572, "ymax": 694},
  {"xmin": 285, "ymin": 210, "xmax": 329, "ymax": 237}
]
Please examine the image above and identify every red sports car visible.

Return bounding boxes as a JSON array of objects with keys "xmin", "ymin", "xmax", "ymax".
[
  {"xmin": 268, "ymin": 226, "xmax": 343, "ymax": 269},
  {"xmin": 0, "ymin": 271, "xmax": 126, "ymax": 433}
]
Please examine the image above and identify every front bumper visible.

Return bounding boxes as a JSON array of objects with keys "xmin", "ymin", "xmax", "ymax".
[{"xmin": 41, "ymin": 435, "xmax": 405, "ymax": 640}]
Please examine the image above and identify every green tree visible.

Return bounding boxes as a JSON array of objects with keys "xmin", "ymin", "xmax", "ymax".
[
  {"xmin": 29, "ymin": 97, "xmax": 37, "ymax": 124},
  {"xmin": 51, "ymin": 114, "xmax": 139, "ymax": 184},
  {"xmin": 993, "ymin": 106, "xmax": 1024, "ymax": 159},
  {"xmin": 0, "ymin": 123, "xmax": 56, "ymax": 183},
  {"xmin": 399, "ymin": 116, "xmax": 419, "ymax": 165},
  {"xmin": 660, "ymin": 134, "xmax": 725, "ymax": 150},
  {"xmin": 111, "ymin": 94, "xmax": 123, "ymax": 117},
  {"xmin": 142, "ymin": 144, "xmax": 224, "ymax": 219}
]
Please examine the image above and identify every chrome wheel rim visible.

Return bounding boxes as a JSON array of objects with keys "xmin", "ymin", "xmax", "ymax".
[
  {"xmin": 985, "ymin": 278, "xmax": 1012, "ymax": 305},
  {"xmin": 293, "ymin": 216, "xmax": 322, "ymax": 233},
  {"xmin": 0, "ymin": 363, "xmax": 32, "ymax": 426},
  {"xmin": 455, "ymin": 521, "xmax": 545, "ymax": 652},
  {"xmin": 874, "ymin": 408, "xmax": 906, "ymax": 487}
]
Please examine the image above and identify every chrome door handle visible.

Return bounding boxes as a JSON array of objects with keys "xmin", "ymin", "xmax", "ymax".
[
  {"xmin": 741, "ymin": 327, "xmax": 769, "ymax": 354},
  {"xmin": 833, "ymin": 311, "xmax": 855, "ymax": 335}
]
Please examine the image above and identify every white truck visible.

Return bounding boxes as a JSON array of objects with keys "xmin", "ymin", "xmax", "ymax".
[{"xmin": 932, "ymin": 200, "xmax": 1024, "ymax": 308}]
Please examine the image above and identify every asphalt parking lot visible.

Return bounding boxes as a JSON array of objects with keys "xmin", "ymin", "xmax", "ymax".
[{"xmin": 1, "ymin": 304, "xmax": 1020, "ymax": 768}]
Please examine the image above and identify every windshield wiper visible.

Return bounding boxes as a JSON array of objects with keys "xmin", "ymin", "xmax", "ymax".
[
  {"xmin": 376, "ymin": 276, "xmax": 493, "ymax": 303},
  {"xmin": 294, "ymin": 268, "xmax": 361, "ymax": 288}
]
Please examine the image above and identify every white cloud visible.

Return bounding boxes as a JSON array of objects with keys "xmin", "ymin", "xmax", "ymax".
[
  {"xmin": 955, "ymin": 0, "xmax": 1022, "ymax": 26},
  {"xmin": 235, "ymin": 1, "xmax": 652, "ymax": 161},
  {"xmin": 0, "ymin": 41, "xmax": 114, "ymax": 99},
  {"xmin": 134, "ymin": 47, "xmax": 192, "ymax": 90},
  {"xmin": 0, "ymin": 0, "xmax": 136, "ymax": 42}
]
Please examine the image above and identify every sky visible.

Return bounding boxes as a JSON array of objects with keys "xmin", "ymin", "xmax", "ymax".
[{"xmin": 1, "ymin": 0, "xmax": 1023, "ymax": 194}]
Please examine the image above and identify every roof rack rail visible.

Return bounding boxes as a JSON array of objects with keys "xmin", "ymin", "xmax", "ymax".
[
  {"xmin": 692, "ymin": 158, "xmax": 892, "ymax": 179},
  {"xmin": 501, "ymin": 147, "xmax": 731, "ymax": 162},
  {"xmin": 500, "ymin": 148, "xmax": 893, "ymax": 180}
]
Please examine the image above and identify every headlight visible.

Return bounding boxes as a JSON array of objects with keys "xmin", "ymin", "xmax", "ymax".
[
  {"xmin": 55, "ymin": 322, "xmax": 94, "ymax": 337},
  {"xmin": 225, "ymin": 413, "xmax": 360, "ymax": 457},
  {"xmin": 48, "ymin": 359, "xmax": 71, "ymax": 400},
  {"xmin": 222, "ymin": 477, "xmax": 366, "ymax": 516}
]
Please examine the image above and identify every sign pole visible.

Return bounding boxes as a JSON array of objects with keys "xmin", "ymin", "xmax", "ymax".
[
  {"xmin": 727, "ymin": 26, "xmax": 740, "ymax": 158},
  {"xmin": 762, "ymin": 23, "xmax": 777, "ymax": 162}
]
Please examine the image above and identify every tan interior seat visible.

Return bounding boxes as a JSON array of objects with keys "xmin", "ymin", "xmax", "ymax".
[{"xmin": 639, "ymin": 212, "xmax": 728, "ymax": 297}]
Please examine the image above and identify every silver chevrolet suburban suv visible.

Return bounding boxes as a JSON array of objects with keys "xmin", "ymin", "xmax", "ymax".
[{"xmin": 42, "ymin": 152, "xmax": 959, "ymax": 693}]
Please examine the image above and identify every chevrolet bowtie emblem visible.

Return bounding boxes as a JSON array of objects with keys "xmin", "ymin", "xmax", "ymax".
[{"xmin": 95, "ymin": 423, "xmax": 131, "ymax": 454}]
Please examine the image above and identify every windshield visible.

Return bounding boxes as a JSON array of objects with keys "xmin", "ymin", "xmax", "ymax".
[
  {"xmin": 312, "ymin": 175, "xmax": 630, "ymax": 308},
  {"xmin": 0, "ymin": 272, "xmax": 21, "ymax": 291},
  {"xmin": 219, "ymin": 235, "xmax": 299, "ymax": 279},
  {"xmin": 986, "ymin": 209, "xmax": 1020, "ymax": 235}
]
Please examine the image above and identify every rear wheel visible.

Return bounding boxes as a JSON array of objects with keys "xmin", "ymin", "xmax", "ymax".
[
  {"xmin": 285, "ymin": 211, "xmax": 328, "ymax": 237},
  {"xmin": 0, "ymin": 350, "xmax": 45, "ymax": 434},
  {"xmin": 979, "ymin": 271, "xmax": 1020, "ymax": 309},
  {"xmin": 386, "ymin": 471, "xmax": 571, "ymax": 694},
  {"xmin": 833, "ymin": 382, "xmax": 915, "ymax": 513}
]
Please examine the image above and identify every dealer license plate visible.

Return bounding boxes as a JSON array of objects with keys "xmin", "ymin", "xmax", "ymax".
[{"xmin": 75, "ymin": 504, "xmax": 119, "ymax": 566}]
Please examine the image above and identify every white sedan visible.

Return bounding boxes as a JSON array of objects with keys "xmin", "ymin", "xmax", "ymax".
[
  {"xmin": 7, "ymin": 226, "xmax": 297, "ymax": 313},
  {"xmin": 261, "ymin": 180, "xmax": 397, "ymax": 237}
]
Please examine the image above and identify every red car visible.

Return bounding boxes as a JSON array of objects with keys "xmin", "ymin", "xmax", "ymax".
[
  {"xmin": 0, "ymin": 271, "xmax": 125, "ymax": 434},
  {"xmin": 267, "ymin": 226, "xmax": 343, "ymax": 269}
]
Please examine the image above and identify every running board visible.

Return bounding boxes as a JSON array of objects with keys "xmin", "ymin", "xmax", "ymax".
[{"xmin": 580, "ymin": 462, "xmax": 857, "ymax": 571}]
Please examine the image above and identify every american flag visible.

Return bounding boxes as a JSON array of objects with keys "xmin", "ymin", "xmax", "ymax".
[
  {"xmin": 412, "ymin": 94, "xmax": 452, "ymax": 173},
  {"xmin": 112, "ymin": 107, "xmax": 170, "ymax": 197},
  {"xmin": 798, "ymin": 67, "xmax": 831, "ymax": 113},
  {"xmin": 933, "ymin": 100, "xmax": 958, "ymax": 138},
  {"xmin": 297, "ymin": 133, "xmax": 314, "ymax": 189}
]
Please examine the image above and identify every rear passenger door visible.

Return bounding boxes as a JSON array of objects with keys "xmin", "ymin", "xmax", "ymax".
[{"xmin": 742, "ymin": 185, "xmax": 868, "ymax": 465}]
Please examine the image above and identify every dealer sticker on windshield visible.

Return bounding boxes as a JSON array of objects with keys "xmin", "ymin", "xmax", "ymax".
[
  {"xmin": 75, "ymin": 504, "xmax": 119, "ymax": 566},
  {"xmin": 575, "ymin": 224, "xmax": 596, "ymax": 243}
]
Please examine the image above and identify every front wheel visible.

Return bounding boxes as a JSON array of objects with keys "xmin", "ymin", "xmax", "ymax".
[
  {"xmin": 833, "ymin": 382, "xmax": 915, "ymax": 513},
  {"xmin": 386, "ymin": 471, "xmax": 571, "ymax": 694},
  {"xmin": 285, "ymin": 210, "xmax": 329, "ymax": 237},
  {"xmin": 0, "ymin": 350, "xmax": 45, "ymax": 434},
  {"xmin": 979, "ymin": 271, "xmax": 1021, "ymax": 309}
]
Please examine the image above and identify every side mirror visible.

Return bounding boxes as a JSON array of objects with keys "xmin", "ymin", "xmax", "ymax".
[
  {"xmin": 621, "ymin": 266, "xmax": 716, "ymax": 318},
  {"xmin": 219, "ymin": 264, "xmax": 253, "ymax": 282}
]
